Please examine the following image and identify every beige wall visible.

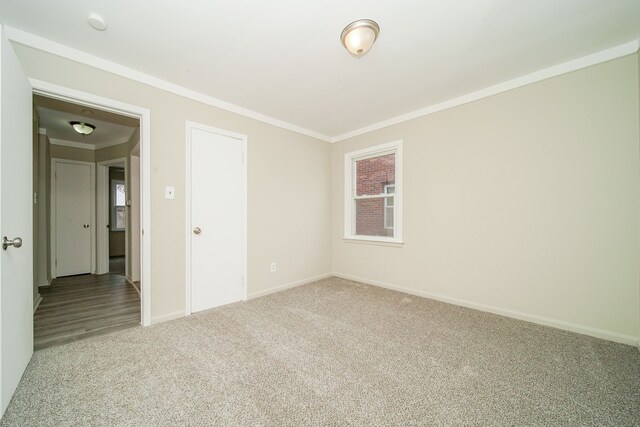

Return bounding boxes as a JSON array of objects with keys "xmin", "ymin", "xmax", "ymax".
[
  {"xmin": 13, "ymin": 43, "xmax": 333, "ymax": 322},
  {"xmin": 332, "ymin": 54, "xmax": 640, "ymax": 343}
]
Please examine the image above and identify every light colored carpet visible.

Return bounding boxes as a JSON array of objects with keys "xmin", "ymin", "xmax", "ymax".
[{"xmin": 2, "ymin": 277, "xmax": 639, "ymax": 426}]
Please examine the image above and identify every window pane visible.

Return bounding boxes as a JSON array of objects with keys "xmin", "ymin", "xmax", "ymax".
[
  {"xmin": 385, "ymin": 207, "xmax": 394, "ymax": 229},
  {"xmin": 355, "ymin": 153, "xmax": 395, "ymax": 196},
  {"xmin": 355, "ymin": 198, "xmax": 393, "ymax": 237},
  {"xmin": 115, "ymin": 184, "xmax": 126, "ymax": 206},
  {"xmin": 115, "ymin": 207, "xmax": 126, "ymax": 229}
]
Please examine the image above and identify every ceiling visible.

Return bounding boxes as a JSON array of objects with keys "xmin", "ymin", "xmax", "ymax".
[
  {"xmin": 2, "ymin": 0, "xmax": 639, "ymax": 140},
  {"xmin": 35, "ymin": 95, "xmax": 138, "ymax": 149}
]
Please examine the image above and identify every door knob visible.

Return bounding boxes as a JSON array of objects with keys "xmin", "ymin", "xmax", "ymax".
[
  {"xmin": 2, "ymin": 236, "xmax": 22, "ymax": 250},
  {"xmin": 193, "ymin": 227, "xmax": 201, "ymax": 235},
  {"xmin": 83, "ymin": 224, "xmax": 90, "ymax": 228}
]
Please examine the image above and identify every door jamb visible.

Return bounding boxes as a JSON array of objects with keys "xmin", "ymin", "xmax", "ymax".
[
  {"xmin": 32, "ymin": 79, "xmax": 152, "ymax": 326},
  {"xmin": 50, "ymin": 158, "xmax": 96, "ymax": 278},
  {"xmin": 96, "ymin": 157, "xmax": 128, "ymax": 276},
  {"xmin": 184, "ymin": 121, "xmax": 248, "ymax": 315}
]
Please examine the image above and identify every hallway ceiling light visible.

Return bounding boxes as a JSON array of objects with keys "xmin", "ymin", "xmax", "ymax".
[
  {"xmin": 70, "ymin": 121, "xmax": 96, "ymax": 135},
  {"xmin": 341, "ymin": 19, "xmax": 380, "ymax": 56}
]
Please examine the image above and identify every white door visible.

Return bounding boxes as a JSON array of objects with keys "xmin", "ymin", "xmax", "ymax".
[
  {"xmin": 189, "ymin": 125, "xmax": 245, "ymax": 313},
  {"xmin": 55, "ymin": 161, "xmax": 92, "ymax": 276},
  {"xmin": 0, "ymin": 28, "xmax": 33, "ymax": 416}
]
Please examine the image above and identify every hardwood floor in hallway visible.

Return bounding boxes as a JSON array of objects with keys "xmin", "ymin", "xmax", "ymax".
[{"xmin": 34, "ymin": 274, "xmax": 140, "ymax": 351}]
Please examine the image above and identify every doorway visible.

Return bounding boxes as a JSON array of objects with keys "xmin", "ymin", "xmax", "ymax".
[{"xmin": 31, "ymin": 81, "xmax": 151, "ymax": 329}]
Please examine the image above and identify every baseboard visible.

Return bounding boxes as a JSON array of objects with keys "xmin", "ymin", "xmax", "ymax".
[
  {"xmin": 247, "ymin": 272, "xmax": 333, "ymax": 300},
  {"xmin": 333, "ymin": 272, "xmax": 639, "ymax": 347},
  {"xmin": 38, "ymin": 278, "xmax": 52, "ymax": 287},
  {"xmin": 151, "ymin": 310, "xmax": 184, "ymax": 325},
  {"xmin": 126, "ymin": 276, "xmax": 141, "ymax": 296},
  {"xmin": 33, "ymin": 293, "xmax": 43, "ymax": 314}
]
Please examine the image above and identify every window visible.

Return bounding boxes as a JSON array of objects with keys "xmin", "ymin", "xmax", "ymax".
[
  {"xmin": 384, "ymin": 184, "xmax": 395, "ymax": 230},
  {"xmin": 112, "ymin": 180, "xmax": 126, "ymax": 231},
  {"xmin": 344, "ymin": 140, "xmax": 403, "ymax": 243}
]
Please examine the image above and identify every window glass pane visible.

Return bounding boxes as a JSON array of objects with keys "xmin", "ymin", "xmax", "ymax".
[
  {"xmin": 115, "ymin": 183, "xmax": 126, "ymax": 206},
  {"xmin": 115, "ymin": 206, "xmax": 126, "ymax": 229},
  {"xmin": 385, "ymin": 207, "xmax": 394, "ymax": 229},
  {"xmin": 355, "ymin": 153, "xmax": 395, "ymax": 196},
  {"xmin": 355, "ymin": 198, "xmax": 393, "ymax": 237}
]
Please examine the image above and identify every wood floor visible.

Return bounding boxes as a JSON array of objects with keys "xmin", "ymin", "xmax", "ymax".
[{"xmin": 34, "ymin": 274, "xmax": 140, "ymax": 351}]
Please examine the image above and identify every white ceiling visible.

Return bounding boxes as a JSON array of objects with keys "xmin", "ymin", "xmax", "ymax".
[
  {"xmin": 2, "ymin": 0, "xmax": 639, "ymax": 140},
  {"xmin": 35, "ymin": 95, "xmax": 138, "ymax": 149}
]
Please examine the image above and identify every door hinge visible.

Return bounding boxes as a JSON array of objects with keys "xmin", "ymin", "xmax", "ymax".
[{"xmin": 55, "ymin": 259, "xmax": 57, "ymax": 267}]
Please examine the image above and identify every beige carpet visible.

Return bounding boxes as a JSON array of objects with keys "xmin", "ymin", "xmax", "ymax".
[{"xmin": 2, "ymin": 277, "xmax": 639, "ymax": 426}]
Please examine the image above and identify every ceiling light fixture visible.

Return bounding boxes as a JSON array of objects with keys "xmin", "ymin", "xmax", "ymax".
[
  {"xmin": 70, "ymin": 121, "xmax": 96, "ymax": 135},
  {"xmin": 341, "ymin": 19, "xmax": 380, "ymax": 56}
]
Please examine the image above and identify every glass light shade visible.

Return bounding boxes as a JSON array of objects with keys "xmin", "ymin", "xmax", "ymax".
[
  {"xmin": 70, "ymin": 121, "xmax": 95, "ymax": 135},
  {"xmin": 341, "ymin": 19, "xmax": 379, "ymax": 56}
]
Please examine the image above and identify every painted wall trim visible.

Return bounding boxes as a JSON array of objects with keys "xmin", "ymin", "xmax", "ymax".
[
  {"xmin": 331, "ymin": 40, "xmax": 640, "ymax": 142},
  {"xmin": 4, "ymin": 26, "xmax": 332, "ymax": 143},
  {"xmin": 49, "ymin": 136, "xmax": 129, "ymax": 151},
  {"xmin": 151, "ymin": 310, "xmax": 184, "ymax": 325},
  {"xmin": 247, "ymin": 273, "xmax": 333, "ymax": 300},
  {"xmin": 6, "ymin": 27, "xmax": 636, "ymax": 145},
  {"xmin": 333, "ymin": 273, "xmax": 639, "ymax": 347}
]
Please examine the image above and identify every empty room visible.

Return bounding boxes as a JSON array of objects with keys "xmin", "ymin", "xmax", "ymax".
[{"xmin": 0, "ymin": 1, "xmax": 639, "ymax": 425}]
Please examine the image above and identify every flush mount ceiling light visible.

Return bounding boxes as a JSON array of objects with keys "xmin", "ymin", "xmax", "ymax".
[
  {"xmin": 70, "ymin": 121, "xmax": 96, "ymax": 135},
  {"xmin": 340, "ymin": 19, "xmax": 380, "ymax": 56}
]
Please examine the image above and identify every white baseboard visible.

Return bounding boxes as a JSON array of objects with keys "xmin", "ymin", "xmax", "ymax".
[
  {"xmin": 126, "ymin": 276, "xmax": 141, "ymax": 296},
  {"xmin": 33, "ymin": 293, "xmax": 43, "ymax": 314},
  {"xmin": 151, "ymin": 310, "xmax": 184, "ymax": 325},
  {"xmin": 38, "ymin": 278, "xmax": 52, "ymax": 287},
  {"xmin": 333, "ymin": 272, "xmax": 639, "ymax": 347},
  {"xmin": 247, "ymin": 272, "xmax": 333, "ymax": 300}
]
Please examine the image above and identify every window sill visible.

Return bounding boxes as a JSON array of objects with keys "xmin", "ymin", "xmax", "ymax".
[{"xmin": 343, "ymin": 238, "xmax": 404, "ymax": 248}]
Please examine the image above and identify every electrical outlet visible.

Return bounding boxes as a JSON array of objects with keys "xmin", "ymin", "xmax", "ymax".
[{"xmin": 270, "ymin": 262, "xmax": 277, "ymax": 273}]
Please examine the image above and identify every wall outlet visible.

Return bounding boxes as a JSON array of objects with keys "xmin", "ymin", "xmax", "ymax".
[{"xmin": 270, "ymin": 262, "xmax": 277, "ymax": 273}]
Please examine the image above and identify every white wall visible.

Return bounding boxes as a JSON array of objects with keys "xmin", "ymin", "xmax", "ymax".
[
  {"xmin": 332, "ymin": 54, "xmax": 640, "ymax": 345},
  {"xmin": 12, "ymin": 42, "xmax": 332, "ymax": 323}
]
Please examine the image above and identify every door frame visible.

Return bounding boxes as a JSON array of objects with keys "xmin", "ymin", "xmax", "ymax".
[
  {"xmin": 184, "ymin": 121, "xmax": 248, "ymax": 315},
  {"xmin": 32, "ymin": 79, "xmax": 152, "ymax": 326},
  {"xmin": 50, "ymin": 158, "xmax": 96, "ymax": 278},
  {"xmin": 96, "ymin": 157, "xmax": 128, "ymax": 276}
]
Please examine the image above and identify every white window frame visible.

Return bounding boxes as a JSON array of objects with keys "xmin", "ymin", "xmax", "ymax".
[
  {"xmin": 344, "ymin": 140, "xmax": 403, "ymax": 243},
  {"xmin": 384, "ymin": 184, "xmax": 395, "ymax": 230},
  {"xmin": 111, "ymin": 179, "xmax": 126, "ymax": 231}
]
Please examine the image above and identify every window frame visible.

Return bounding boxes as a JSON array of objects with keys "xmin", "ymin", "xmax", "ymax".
[
  {"xmin": 383, "ymin": 184, "xmax": 395, "ymax": 230},
  {"xmin": 343, "ymin": 140, "xmax": 403, "ymax": 244},
  {"xmin": 111, "ymin": 179, "xmax": 126, "ymax": 231}
]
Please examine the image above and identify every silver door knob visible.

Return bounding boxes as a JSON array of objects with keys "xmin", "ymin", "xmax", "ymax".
[
  {"xmin": 2, "ymin": 236, "xmax": 22, "ymax": 250},
  {"xmin": 193, "ymin": 227, "xmax": 201, "ymax": 235}
]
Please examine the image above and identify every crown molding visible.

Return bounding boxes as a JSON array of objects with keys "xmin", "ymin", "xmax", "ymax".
[
  {"xmin": 332, "ymin": 40, "xmax": 639, "ymax": 142},
  {"xmin": 49, "ymin": 136, "xmax": 129, "ymax": 151},
  {"xmin": 4, "ymin": 26, "xmax": 333, "ymax": 143},
  {"xmin": 5, "ymin": 26, "xmax": 637, "ymax": 145}
]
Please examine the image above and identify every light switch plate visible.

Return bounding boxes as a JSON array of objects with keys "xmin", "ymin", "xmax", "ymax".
[{"xmin": 165, "ymin": 186, "xmax": 175, "ymax": 199}]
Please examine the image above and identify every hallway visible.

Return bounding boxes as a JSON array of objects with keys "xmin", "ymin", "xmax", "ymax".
[{"xmin": 34, "ymin": 274, "xmax": 140, "ymax": 350}]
